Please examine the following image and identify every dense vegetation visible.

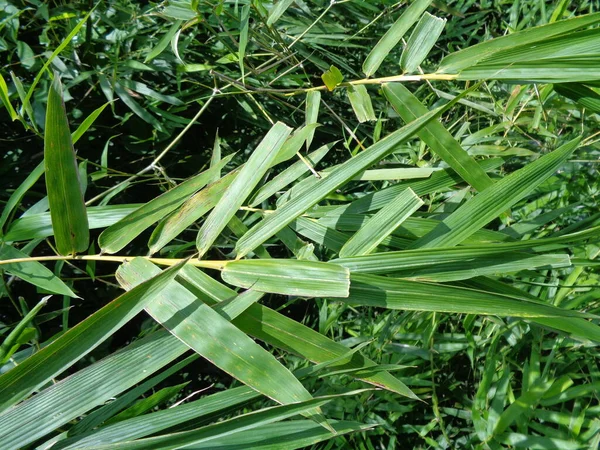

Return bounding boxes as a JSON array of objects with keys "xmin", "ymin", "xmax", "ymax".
[{"xmin": 2, "ymin": 0, "xmax": 600, "ymax": 448}]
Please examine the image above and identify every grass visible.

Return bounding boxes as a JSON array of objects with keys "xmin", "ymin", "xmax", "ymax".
[{"xmin": 1, "ymin": 1, "xmax": 600, "ymax": 448}]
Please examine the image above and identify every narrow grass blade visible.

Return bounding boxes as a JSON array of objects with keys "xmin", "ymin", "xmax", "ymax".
[
  {"xmin": 5, "ymin": 204, "xmax": 141, "ymax": 242},
  {"xmin": 383, "ymin": 83, "xmax": 493, "ymax": 192},
  {"xmin": 0, "ymin": 161, "xmax": 44, "ymax": 233},
  {"xmin": 339, "ymin": 188, "xmax": 422, "ymax": 257},
  {"xmin": 250, "ymin": 143, "xmax": 332, "ymax": 207},
  {"xmin": 196, "ymin": 122, "xmax": 291, "ymax": 257},
  {"xmin": 362, "ymin": 0, "xmax": 431, "ymax": 76},
  {"xmin": 221, "ymin": 259, "xmax": 350, "ymax": 297},
  {"xmin": 238, "ymin": 4, "xmax": 250, "ymax": 83},
  {"xmin": 0, "ymin": 296, "xmax": 48, "ymax": 363},
  {"xmin": 117, "ymin": 258, "xmax": 331, "ymax": 432},
  {"xmin": 411, "ymin": 138, "xmax": 580, "ymax": 248},
  {"xmin": 71, "ymin": 101, "xmax": 112, "ymax": 144},
  {"xmin": 347, "ymin": 85, "xmax": 376, "ymax": 123},
  {"xmin": 145, "ymin": 20, "xmax": 183, "ymax": 62},
  {"xmin": 305, "ymin": 91, "xmax": 321, "ymax": 150},
  {"xmin": 0, "ymin": 260, "xmax": 185, "ymax": 412},
  {"xmin": 438, "ymin": 12, "xmax": 600, "ymax": 73},
  {"xmin": 0, "ymin": 73, "xmax": 17, "ymax": 121},
  {"xmin": 0, "ymin": 244, "xmax": 77, "ymax": 297},
  {"xmin": 347, "ymin": 274, "xmax": 592, "ymax": 319},
  {"xmin": 99, "ymin": 155, "xmax": 233, "ymax": 254},
  {"xmin": 0, "ymin": 331, "xmax": 187, "ymax": 450},
  {"xmin": 44, "ymin": 74, "xmax": 89, "ymax": 255},
  {"xmin": 273, "ymin": 124, "xmax": 320, "ymax": 166},
  {"xmin": 178, "ymin": 266, "xmax": 417, "ymax": 399},
  {"xmin": 235, "ymin": 86, "xmax": 461, "ymax": 258},
  {"xmin": 400, "ymin": 12, "xmax": 446, "ymax": 73}
]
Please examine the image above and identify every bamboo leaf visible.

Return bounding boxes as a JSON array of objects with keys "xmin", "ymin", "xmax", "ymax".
[
  {"xmin": 400, "ymin": 12, "xmax": 446, "ymax": 73},
  {"xmin": 412, "ymin": 138, "xmax": 580, "ymax": 249},
  {"xmin": 0, "ymin": 244, "xmax": 77, "ymax": 297},
  {"xmin": 347, "ymin": 85, "xmax": 376, "ymax": 123},
  {"xmin": 113, "ymin": 82, "xmax": 164, "ymax": 132},
  {"xmin": 273, "ymin": 124, "xmax": 320, "ymax": 166},
  {"xmin": 347, "ymin": 273, "xmax": 593, "ymax": 319},
  {"xmin": 99, "ymin": 155, "xmax": 233, "ymax": 254},
  {"xmin": 305, "ymin": 90, "xmax": 321, "ymax": 150},
  {"xmin": 0, "ymin": 330, "xmax": 188, "ymax": 450},
  {"xmin": 383, "ymin": 83, "xmax": 494, "ymax": 192},
  {"xmin": 196, "ymin": 122, "xmax": 291, "ymax": 257},
  {"xmin": 554, "ymin": 83, "xmax": 600, "ymax": 114},
  {"xmin": 235, "ymin": 86, "xmax": 465, "ymax": 259},
  {"xmin": 438, "ymin": 12, "xmax": 600, "ymax": 73},
  {"xmin": 267, "ymin": 0, "xmax": 296, "ymax": 26},
  {"xmin": 71, "ymin": 101, "xmax": 112, "ymax": 144},
  {"xmin": 117, "ymin": 258, "xmax": 332, "ymax": 432},
  {"xmin": 0, "ymin": 161, "xmax": 44, "ymax": 233},
  {"xmin": 339, "ymin": 188, "xmax": 423, "ymax": 257},
  {"xmin": 145, "ymin": 20, "xmax": 183, "ymax": 63},
  {"xmin": 44, "ymin": 73, "xmax": 89, "ymax": 256},
  {"xmin": 362, "ymin": 0, "xmax": 431, "ymax": 77},
  {"xmin": 0, "ymin": 296, "xmax": 48, "ymax": 364},
  {"xmin": 5, "ymin": 204, "xmax": 141, "ymax": 242},
  {"xmin": 178, "ymin": 265, "xmax": 416, "ymax": 399},
  {"xmin": 221, "ymin": 259, "xmax": 350, "ymax": 297},
  {"xmin": 0, "ymin": 260, "xmax": 185, "ymax": 412},
  {"xmin": 239, "ymin": 4, "xmax": 250, "ymax": 83}
]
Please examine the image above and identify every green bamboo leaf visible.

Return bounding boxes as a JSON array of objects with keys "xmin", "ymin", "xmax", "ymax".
[
  {"xmin": 120, "ymin": 80, "xmax": 184, "ymax": 106},
  {"xmin": 55, "ymin": 386, "xmax": 259, "ymax": 449},
  {"xmin": 321, "ymin": 65, "xmax": 344, "ymax": 91},
  {"xmin": 383, "ymin": 83, "xmax": 493, "ymax": 192},
  {"xmin": 0, "ymin": 330, "xmax": 188, "ymax": 450},
  {"xmin": 221, "ymin": 259, "xmax": 350, "ymax": 297},
  {"xmin": 0, "ymin": 244, "xmax": 77, "ymax": 297},
  {"xmin": 85, "ymin": 396, "xmax": 342, "ymax": 450},
  {"xmin": 411, "ymin": 138, "xmax": 580, "ymax": 248},
  {"xmin": 347, "ymin": 274, "xmax": 593, "ymax": 319},
  {"xmin": 339, "ymin": 188, "xmax": 423, "ymax": 258},
  {"xmin": 455, "ymin": 29, "xmax": 600, "ymax": 83},
  {"xmin": 113, "ymin": 82, "xmax": 164, "ymax": 132},
  {"xmin": 196, "ymin": 122, "xmax": 292, "ymax": 257},
  {"xmin": 164, "ymin": 420, "xmax": 371, "ymax": 450},
  {"xmin": 5, "ymin": 204, "xmax": 141, "ymax": 242},
  {"xmin": 323, "ymin": 158, "xmax": 503, "ymax": 218},
  {"xmin": 250, "ymin": 143, "xmax": 332, "ymax": 207},
  {"xmin": 239, "ymin": 4, "xmax": 250, "ymax": 82},
  {"xmin": 11, "ymin": 72, "xmax": 36, "ymax": 128},
  {"xmin": 148, "ymin": 172, "xmax": 236, "ymax": 255},
  {"xmin": 116, "ymin": 258, "xmax": 332, "ymax": 433},
  {"xmin": 347, "ymin": 85, "xmax": 376, "ymax": 123},
  {"xmin": 554, "ymin": 82, "xmax": 600, "ymax": 114},
  {"xmin": 362, "ymin": 0, "xmax": 431, "ymax": 77},
  {"xmin": 235, "ymin": 86, "xmax": 464, "ymax": 259},
  {"xmin": 400, "ymin": 12, "xmax": 446, "ymax": 73},
  {"xmin": 438, "ymin": 12, "xmax": 600, "ymax": 74},
  {"xmin": 145, "ymin": 20, "xmax": 183, "ymax": 63},
  {"xmin": 99, "ymin": 155, "xmax": 233, "ymax": 254},
  {"xmin": 44, "ymin": 74, "xmax": 89, "ymax": 256},
  {"xmin": 210, "ymin": 129, "xmax": 222, "ymax": 183},
  {"xmin": 71, "ymin": 101, "xmax": 112, "ymax": 144},
  {"xmin": 178, "ymin": 265, "xmax": 416, "ymax": 399},
  {"xmin": 0, "ymin": 260, "xmax": 185, "ymax": 412},
  {"xmin": 353, "ymin": 167, "xmax": 436, "ymax": 181},
  {"xmin": 267, "ymin": 0, "xmax": 296, "ymax": 26},
  {"xmin": 273, "ymin": 124, "xmax": 320, "ymax": 166},
  {"xmin": 0, "ymin": 73, "xmax": 17, "ymax": 121},
  {"xmin": 305, "ymin": 90, "xmax": 321, "ymax": 150}
]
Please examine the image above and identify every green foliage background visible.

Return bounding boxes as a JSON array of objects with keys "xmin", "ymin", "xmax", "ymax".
[{"xmin": 1, "ymin": 0, "xmax": 600, "ymax": 448}]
